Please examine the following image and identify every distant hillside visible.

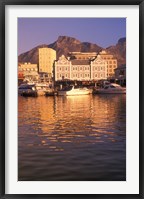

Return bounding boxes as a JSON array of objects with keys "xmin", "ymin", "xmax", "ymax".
[
  {"xmin": 106, "ymin": 38, "xmax": 126, "ymax": 66},
  {"xmin": 18, "ymin": 36, "xmax": 126, "ymax": 67}
]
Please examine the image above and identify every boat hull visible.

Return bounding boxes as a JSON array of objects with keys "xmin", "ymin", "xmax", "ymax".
[
  {"xmin": 58, "ymin": 88, "xmax": 90, "ymax": 96},
  {"xmin": 93, "ymin": 89, "xmax": 126, "ymax": 94}
]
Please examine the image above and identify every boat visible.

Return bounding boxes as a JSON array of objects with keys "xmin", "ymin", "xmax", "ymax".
[
  {"xmin": 18, "ymin": 82, "xmax": 51, "ymax": 96},
  {"xmin": 18, "ymin": 84, "xmax": 36, "ymax": 94},
  {"xmin": 58, "ymin": 86, "xmax": 91, "ymax": 96},
  {"xmin": 35, "ymin": 82, "xmax": 50, "ymax": 96},
  {"xmin": 18, "ymin": 84, "xmax": 37, "ymax": 97},
  {"xmin": 93, "ymin": 83, "xmax": 126, "ymax": 94}
]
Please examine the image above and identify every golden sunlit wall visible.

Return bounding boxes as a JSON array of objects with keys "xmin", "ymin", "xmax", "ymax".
[
  {"xmin": 39, "ymin": 47, "xmax": 56, "ymax": 74},
  {"xmin": 99, "ymin": 50, "xmax": 117, "ymax": 77}
]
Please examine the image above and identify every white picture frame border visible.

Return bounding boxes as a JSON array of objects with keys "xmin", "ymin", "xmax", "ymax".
[{"xmin": 5, "ymin": 5, "xmax": 139, "ymax": 195}]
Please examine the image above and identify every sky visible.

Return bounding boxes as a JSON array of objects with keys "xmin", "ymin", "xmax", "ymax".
[{"xmin": 18, "ymin": 18, "xmax": 126, "ymax": 55}]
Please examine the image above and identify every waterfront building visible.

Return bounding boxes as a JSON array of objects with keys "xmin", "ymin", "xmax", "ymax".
[
  {"xmin": 54, "ymin": 55, "xmax": 71, "ymax": 81},
  {"xmin": 91, "ymin": 55, "xmax": 107, "ymax": 80},
  {"xmin": 99, "ymin": 50, "xmax": 117, "ymax": 77},
  {"xmin": 114, "ymin": 64, "xmax": 126, "ymax": 86},
  {"xmin": 18, "ymin": 63, "xmax": 24, "ymax": 79},
  {"xmin": 39, "ymin": 72, "xmax": 53, "ymax": 83},
  {"xmin": 70, "ymin": 59, "xmax": 90, "ymax": 81},
  {"xmin": 68, "ymin": 52, "xmax": 97, "ymax": 60},
  {"xmin": 54, "ymin": 54, "xmax": 107, "ymax": 81},
  {"xmin": 38, "ymin": 47, "xmax": 56, "ymax": 78},
  {"xmin": 68, "ymin": 51, "xmax": 117, "ymax": 78},
  {"xmin": 18, "ymin": 62, "xmax": 39, "ymax": 80}
]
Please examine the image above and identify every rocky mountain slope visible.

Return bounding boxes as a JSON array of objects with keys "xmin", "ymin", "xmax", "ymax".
[{"xmin": 18, "ymin": 36, "xmax": 126, "ymax": 67}]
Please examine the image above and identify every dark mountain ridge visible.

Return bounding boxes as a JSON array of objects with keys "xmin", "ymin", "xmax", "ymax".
[{"xmin": 18, "ymin": 36, "xmax": 126, "ymax": 67}]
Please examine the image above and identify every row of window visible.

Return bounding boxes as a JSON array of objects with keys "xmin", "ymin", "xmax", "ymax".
[
  {"xmin": 57, "ymin": 66, "xmax": 106, "ymax": 71},
  {"xmin": 57, "ymin": 73, "xmax": 105, "ymax": 78},
  {"xmin": 109, "ymin": 65, "xmax": 117, "ymax": 68},
  {"xmin": 108, "ymin": 61, "xmax": 117, "ymax": 64},
  {"xmin": 19, "ymin": 68, "xmax": 38, "ymax": 71}
]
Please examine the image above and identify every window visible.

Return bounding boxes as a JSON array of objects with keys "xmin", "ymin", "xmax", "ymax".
[
  {"xmin": 95, "ymin": 67, "xmax": 97, "ymax": 70},
  {"xmin": 95, "ymin": 74, "xmax": 97, "ymax": 77}
]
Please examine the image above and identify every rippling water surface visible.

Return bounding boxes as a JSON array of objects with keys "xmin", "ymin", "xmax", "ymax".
[{"xmin": 18, "ymin": 94, "xmax": 126, "ymax": 181}]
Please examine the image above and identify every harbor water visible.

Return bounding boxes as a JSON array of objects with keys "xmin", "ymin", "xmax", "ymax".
[{"xmin": 18, "ymin": 94, "xmax": 126, "ymax": 181}]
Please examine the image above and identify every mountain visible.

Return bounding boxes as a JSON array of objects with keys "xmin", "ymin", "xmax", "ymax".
[
  {"xmin": 18, "ymin": 36, "xmax": 126, "ymax": 67},
  {"xmin": 106, "ymin": 37, "xmax": 126, "ymax": 66}
]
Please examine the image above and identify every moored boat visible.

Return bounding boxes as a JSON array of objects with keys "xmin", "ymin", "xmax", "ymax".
[
  {"xmin": 18, "ymin": 82, "xmax": 52, "ymax": 96},
  {"xmin": 58, "ymin": 86, "xmax": 91, "ymax": 96},
  {"xmin": 93, "ymin": 83, "xmax": 126, "ymax": 94},
  {"xmin": 35, "ymin": 82, "xmax": 50, "ymax": 96},
  {"xmin": 18, "ymin": 84, "xmax": 36, "ymax": 95}
]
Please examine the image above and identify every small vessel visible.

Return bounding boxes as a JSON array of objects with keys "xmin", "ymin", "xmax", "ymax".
[
  {"xmin": 18, "ymin": 82, "xmax": 51, "ymax": 96},
  {"xmin": 35, "ymin": 82, "xmax": 50, "ymax": 96},
  {"xmin": 58, "ymin": 86, "xmax": 91, "ymax": 96},
  {"xmin": 93, "ymin": 83, "xmax": 126, "ymax": 94},
  {"xmin": 18, "ymin": 84, "xmax": 37, "ymax": 97}
]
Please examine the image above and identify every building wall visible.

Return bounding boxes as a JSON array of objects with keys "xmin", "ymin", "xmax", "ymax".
[
  {"xmin": 39, "ymin": 47, "xmax": 56, "ymax": 74},
  {"xmin": 99, "ymin": 50, "xmax": 117, "ymax": 77},
  {"xmin": 91, "ymin": 55, "xmax": 107, "ymax": 80},
  {"xmin": 18, "ymin": 62, "xmax": 38, "ymax": 77},
  {"xmin": 71, "ymin": 64, "xmax": 90, "ymax": 80},
  {"xmin": 68, "ymin": 52, "xmax": 97, "ymax": 60},
  {"xmin": 55, "ymin": 55, "xmax": 71, "ymax": 81},
  {"xmin": 55, "ymin": 55, "xmax": 107, "ymax": 81}
]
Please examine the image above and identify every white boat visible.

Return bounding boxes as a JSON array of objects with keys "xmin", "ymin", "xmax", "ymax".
[
  {"xmin": 58, "ymin": 86, "xmax": 91, "ymax": 96},
  {"xmin": 35, "ymin": 82, "xmax": 50, "ymax": 96},
  {"xmin": 93, "ymin": 83, "xmax": 126, "ymax": 94}
]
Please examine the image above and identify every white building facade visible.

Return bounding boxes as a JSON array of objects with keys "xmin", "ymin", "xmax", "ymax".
[{"xmin": 54, "ymin": 55, "xmax": 107, "ymax": 81}]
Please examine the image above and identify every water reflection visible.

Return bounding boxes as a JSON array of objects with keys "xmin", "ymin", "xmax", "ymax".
[{"xmin": 18, "ymin": 94, "xmax": 126, "ymax": 181}]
